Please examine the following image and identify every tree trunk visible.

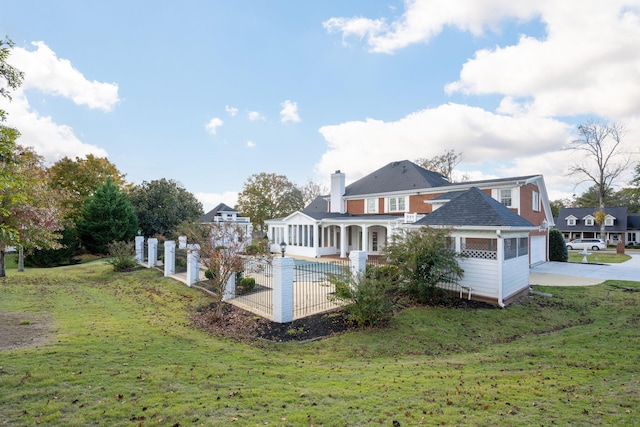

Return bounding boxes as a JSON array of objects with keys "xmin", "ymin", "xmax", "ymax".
[
  {"xmin": 18, "ymin": 245, "xmax": 24, "ymax": 272},
  {"xmin": 0, "ymin": 249, "xmax": 5, "ymax": 278}
]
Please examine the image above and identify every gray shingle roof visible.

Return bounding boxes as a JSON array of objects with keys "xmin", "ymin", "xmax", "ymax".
[
  {"xmin": 344, "ymin": 160, "xmax": 449, "ymax": 196},
  {"xmin": 302, "ymin": 196, "xmax": 329, "ymax": 214},
  {"xmin": 628, "ymin": 214, "xmax": 640, "ymax": 230},
  {"xmin": 200, "ymin": 203, "xmax": 237, "ymax": 222},
  {"xmin": 414, "ymin": 187, "xmax": 535, "ymax": 228},
  {"xmin": 556, "ymin": 207, "xmax": 628, "ymax": 232}
]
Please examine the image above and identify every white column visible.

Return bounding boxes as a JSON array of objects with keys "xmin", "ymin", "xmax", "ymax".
[
  {"xmin": 362, "ymin": 225, "xmax": 369, "ymax": 254},
  {"xmin": 147, "ymin": 238, "xmax": 158, "ymax": 267},
  {"xmin": 340, "ymin": 225, "xmax": 347, "ymax": 258},
  {"xmin": 349, "ymin": 250, "xmax": 367, "ymax": 282},
  {"xmin": 273, "ymin": 257, "xmax": 294, "ymax": 323},
  {"xmin": 313, "ymin": 224, "xmax": 320, "ymax": 256},
  {"xmin": 135, "ymin": 236, "xmax": 144, "ymax": 263},
  {"xmin": 223, "ymin": 274, "xmax": 236, "ymax": 301},
  {"xmin": 164, "ymin": 240, "xmax": 176, "ymax": 276},
  {"xmin": 186, "ymin": 244, "xmax": 200, "ymax": 286}
]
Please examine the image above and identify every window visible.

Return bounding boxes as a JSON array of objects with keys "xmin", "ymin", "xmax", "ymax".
[
  {"xmin": 500, "ymin": 189, "xmax": 512, "ymax": 207},
  {"xmin": 585, "ymin": 216, "xmax": 594, "ymax": 226},
  {"xmin": 532, "ymin": 191, "xmax": 540, "ymax": 211},
  {"xmin": 388, "ymin": 196, "xmax": 406, "ymax": 212},
  {"xmin": 567, "ymin": 218, "xmax": 576, "ymax": 226},
  {"xmin": 605, "ymin": 216, "xmax": 614, "ymax": 226},
  {"xmin": 366, "ymin": 198, "xmax": 378, "ymax": 213}
]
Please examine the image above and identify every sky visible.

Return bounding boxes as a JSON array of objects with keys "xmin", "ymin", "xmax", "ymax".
[{"xmin": 2, "ymin": 0, "xmax": 640, "ymax": 212}]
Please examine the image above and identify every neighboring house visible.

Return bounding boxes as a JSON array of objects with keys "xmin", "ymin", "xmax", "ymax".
[
  {"xmin": 555, "ymin": 206, "xmax": 640, "ymax": 246},
  {"xmin": 266, "ymin": 160, "xmax": 553, "ymax": 266},
  {"xmin": 201, "ymin": 203, "xmax": 253, "ymax": 249}
]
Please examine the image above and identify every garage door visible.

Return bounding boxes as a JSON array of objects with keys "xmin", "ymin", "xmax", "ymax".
[{"xmin": 530, "ymin": 236, "xmax": 546, "ymax": 266}]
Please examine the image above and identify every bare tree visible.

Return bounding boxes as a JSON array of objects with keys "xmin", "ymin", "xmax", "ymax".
[
  {"xmin": 299, "ymin": 180, "xmax": 329, "ymax": 207},
  {"xmin": 415, "ymin": 149, "xmax": 466, "ymax": 182},
  {"xmin": 568, "ymin": 121, "xmax": 630, "ymax": 242},
  {"xmin": 179, "ymin": 221, "xmax": 251, "ymax": 319}
]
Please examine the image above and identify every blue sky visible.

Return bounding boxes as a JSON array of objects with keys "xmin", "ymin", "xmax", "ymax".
[{"xmin": 2, "ymin": 0, "xmax": 640, "ymax": 211}]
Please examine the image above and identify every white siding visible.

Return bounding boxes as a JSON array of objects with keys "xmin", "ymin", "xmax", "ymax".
[
  {"xmin": 530, "ymin": 235, "xmax": 546, "ymax": 266},
  {"xmin": 457, "ymin": 258, "xmax": 499, "ymax": 299},
  {"xmin": 502, "ymin": 256, "xmax": 529, "ymax": 299}
]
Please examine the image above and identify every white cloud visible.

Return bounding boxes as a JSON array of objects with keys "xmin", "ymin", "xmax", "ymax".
[
  {"xmin": 225, "ymin": 105, "xmax": 238, "ymax": 116},
  {"xmin": 248, "ymin": 111, "xmax": 266, "ymax": 121},
  {"xmin": 195, "ymin": 191, "xmax": 239, "ymax": 213},
  {"xmin": 205, "ymin": 117, "xmax": 224, "ymax": 135},
  {"xmin": 0, "ymin": 41, "xmax": 118, "ymax": 164},
  {"xmin": 246, "ymin": 140, "xmax": 256, "ymax": 148},
  {"xmin": 1, "ymin": 89, "xmax": 108, "ymax": 164},
  {"xmin": 280, "ymin": 100, "xmax": 301, "ymax": 123},
  {"xmin": 316, "ymin": 103, "xmax": 572, "ymax": 184},
  {"xmin": 324, "ymin": 0, "xmax": 540, "ymax": 54},
  {"xmin": 11, "ymin": 41, "xmax": 120, "ymax": 111}
]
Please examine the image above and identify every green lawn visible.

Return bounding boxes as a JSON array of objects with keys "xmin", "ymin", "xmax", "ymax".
[
  {"xmin": 567, "ymin": 251, "xmax": 631, "ymax": 263},
  {"xmin": 1, "ymin": 261, "xmax": 638, "ymax": 426}
]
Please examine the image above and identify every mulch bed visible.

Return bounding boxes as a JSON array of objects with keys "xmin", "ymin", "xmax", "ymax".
[{"xmin": 191, "ymin": 297, "xmax": 495, "ymax": 343}]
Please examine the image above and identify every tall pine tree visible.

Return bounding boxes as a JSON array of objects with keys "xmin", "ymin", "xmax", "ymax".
[{"xmin": 77, "ymin": 178, "xmax": 138, "ymax": 254}]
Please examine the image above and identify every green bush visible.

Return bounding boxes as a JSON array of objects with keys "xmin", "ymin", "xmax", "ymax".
[
  {"xmin": 330, "ymin": 269, "xmax": 396, "ymax": 327},
  {"xmin": 204, "ymin": 269, "xmax": 216, "ymax": 280},
  {"xmin": 106, "ymin": 240, "xmax": 137, "ymax": 271},
  {"xmin": 239, "ymin": 277, "xmax": 256, "ymax": 292},
  {"xmin": 385, "ymin": 227, "xmax": 463, "ymax": 305},
  {"xmin": 549, "ymin": 228, "xmax": 568, "ymax": 262},
  {"xmin": 24, "ymin": 227, "xmax": 81, "ymax": 267}
]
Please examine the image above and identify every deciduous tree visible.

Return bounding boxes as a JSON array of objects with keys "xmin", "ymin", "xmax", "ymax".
[
  {"xmin": 236, "ymin": 172, "xmax": 304, "ymax": 232},
  {"xmin": 49, "ymin": 154, "xmax": 126, "ymax": 221},
  {"xmin": 416, "ymin": 149, "xmax": 467, "ymax": 182},
  {"xmin": 569, "ymin": 121, "xmax": 630, "ymax": 241},
  {"xmin": 128, "ymin": 178, "xmax": 203, "ymax": 237},
  {"xmin": 299, "ymin": 180, "xmax": 328, "ymax": 207}
]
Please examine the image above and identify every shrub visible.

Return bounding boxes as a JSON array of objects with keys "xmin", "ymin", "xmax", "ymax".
[
  {"xmin": 239, "ymin": 277, "xmax": 256, "ymax": 292},
  {"xmin": 330, "ymin": 269, "xmax": 396, "ymax": 327},
  {"xmin": 106, "ymin": 240, "xmax": 137, "ymax": 271},
  {"xmin": 549, "ymin": 228, "xmax": 568, "ymax": 262},
  {"xmin": 385, "ymin": 227, "xmax": 463, "ymax": 305},
  {"xmin": 24, "ymin": 227, "xmax": 81, "ymax": 268},
  {"xmin": 204, "ymin": 269, "xmax": 216, "ymax": 280}
]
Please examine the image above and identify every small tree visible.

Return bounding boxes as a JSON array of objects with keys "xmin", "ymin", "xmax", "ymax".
[
  {"xmin": 77, "ymin": 178, "xmax": 138, "ymax": 254},
  {"xmin": 549, "ymin": 229, "xmax": 568, "ymax": 262},
  {"xmin": 415, "ymin": 149, "xmax": 467, "ymax": 182},
  {"xmin": 385, "ymin": 227, "xmax": 463, "ymax": 305},
  {"xmin": 183, "ymin": 222, "xmax": 250, "ymax": 319}
]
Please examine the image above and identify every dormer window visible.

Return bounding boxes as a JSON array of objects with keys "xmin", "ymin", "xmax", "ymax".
[
  {"xmin": 566, "ymin": 215, "xmax": 577, "ymax": 226},
  {"xmin": 605, "ymin": 215, "xmax": 615, "ymax": 226},
  {"xmin": 584, "ymin": 215, "xmax": 595, "ymax": 226}
]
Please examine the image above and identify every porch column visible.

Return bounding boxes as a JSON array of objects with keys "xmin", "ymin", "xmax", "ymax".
[
  {"xmin": 340, "ymin": 224, "xmax": 347, "ymax": 258},
  {"xmin": 362, "ymin": 225, "xmax": 369, "ymax": 254},
  {"xmin": 313, "ymin": 223, "xmax": 320, "ymax": 256}
]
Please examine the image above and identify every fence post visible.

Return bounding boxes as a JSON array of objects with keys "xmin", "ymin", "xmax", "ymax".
[
  {"xmin": 273, "ymin": 256, "xmax": 294, "ymax": 323},
  {"xmin": 349, "ymin": 250, "xmax": 367, "ymax": 281},
  {"xmin": 148, "ymin": 238, "xmax": 158, "ymax": 267},
  {"xmin": 164, "ymin": 240, "xmax": 176, "ymax": 276},
  {"xmin": 186, "ymin": 244, "xmax": 200, "ymax": 286},
  {"xmin": 223, "ymin": 274, "xmax": 236, "ymax": 302},
  {"xmin": 135, "ymin": 236, "xmax": 144, "ymax": 263}
]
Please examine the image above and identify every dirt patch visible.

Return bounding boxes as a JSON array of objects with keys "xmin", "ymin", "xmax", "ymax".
[{"xmin": 0, "ymin": 312, "xmax": 53, "ymax": 351}]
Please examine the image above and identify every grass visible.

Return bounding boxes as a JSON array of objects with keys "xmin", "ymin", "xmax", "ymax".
[
  {"xmin": 0, "ymin": 261, "xmax": 638, "ymax": 426},
  {"xmin": 567, "ymin": 252, "xmax": 631, "ymax": 263}
]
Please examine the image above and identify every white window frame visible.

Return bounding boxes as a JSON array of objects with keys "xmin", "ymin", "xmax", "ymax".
[
  {"xmin": 499, "ymin": 189, "xmax": 512, "ymax": 207},
  {"xmin": 366, "ymin": 198, "xmax": 378, "ymax": 214},
  {"xmin": 567, "ymin": 218, "xmax": 576, "ymax": 226},
  {"xmin": 604, "ymin": 215, "xmax": 614, "ymax": 226},
  {"xmin": 532, "ymin": 191, "xmax": 540, "ymax": 212},
  {"xmin": 387, "ymin": 196, "xmax": 407, "ymax": 212},
  {"xmin": 584, "ymin": 216, "xmax": 594, "ymax": 226}
]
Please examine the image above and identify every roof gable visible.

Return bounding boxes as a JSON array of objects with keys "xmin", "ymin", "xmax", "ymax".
[
  {"xmin": 344, "ymin": 160, "xmax": 449, "ymax": 197},
  {"xmin": 415, "ymin": 187, "xmax": 535, "ymax": 228},
  {"xmin": 201, "ymin": 203, "xmax": 238, "ymax": 222}
]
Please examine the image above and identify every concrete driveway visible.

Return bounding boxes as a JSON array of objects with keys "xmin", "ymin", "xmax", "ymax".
[{"xmin": 530, "ymin": 252, "xmax": 640, "ymax": 286}]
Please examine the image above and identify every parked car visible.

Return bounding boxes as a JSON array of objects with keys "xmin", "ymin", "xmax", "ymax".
[{"xmin": 566, "ymin": 238, "xmax": 607, "ymax": 251}]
